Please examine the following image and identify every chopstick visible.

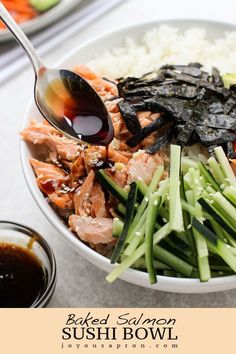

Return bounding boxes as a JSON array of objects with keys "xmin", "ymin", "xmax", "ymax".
[{"xmin": 0, "ymin": 0, "xmax": 125, "ymax": 85}]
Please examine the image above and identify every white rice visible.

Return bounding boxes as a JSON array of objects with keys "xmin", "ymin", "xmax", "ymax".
[{"xmin": 88, "ymin": 25, "xmax": 236, "ymax": 78}]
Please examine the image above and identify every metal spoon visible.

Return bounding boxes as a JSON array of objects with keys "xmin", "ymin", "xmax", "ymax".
[{"xmin": 0, "ymin": 2, "xmax": 114, "ymax": 145}]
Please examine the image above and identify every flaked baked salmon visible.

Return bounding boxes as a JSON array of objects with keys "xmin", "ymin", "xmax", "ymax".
[
  {"xmin": 91, "ymin": 183, "xmax": 107, "ymax": 217},
  {"xmin": 22, "ymin": 120, "xmax": 81, "ymax": 162},
  {"xmin": 69, "ymin": 215, "xmax": 115, "ymax": 245},
  {"xmin": 127, "ymin": 150, "xmax": 164, "ymax": 185},
  {"xmin": 21, "ymin": 64, "xmax": 171, "ymax": 247},
  {"xmin": 73, "ymin": 170, "xmax": 95, "ymax": 216},
  {"xmin": 30, "ymin": 158, "xmax": 73, "ymax": 209}
]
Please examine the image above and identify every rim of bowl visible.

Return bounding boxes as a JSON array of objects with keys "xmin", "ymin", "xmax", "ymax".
[
  {"xmin": 0, "ymin": 220, "xmax": 57, "ymax": 307},
  {"xmin": 0, "ymin": 0, "xmax": 80, "ymax": 41},
  {"xmin": 20, "ymin": 18, "xmax": 236, "ymax": 293}
]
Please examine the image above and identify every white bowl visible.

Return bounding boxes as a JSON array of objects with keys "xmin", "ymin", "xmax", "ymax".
[{"xmin": 20, "ymin": 19, "xmax": 236, "ymax": 293}]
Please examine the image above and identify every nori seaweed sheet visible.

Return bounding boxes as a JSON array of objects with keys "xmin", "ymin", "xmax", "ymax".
[
  {"xmin": 199, "ymin": 114, "xmax": 236, "ymax": 130},
  {"xmin": 176, "ymin": 119, "xmax": 197, "ymax": 147},
  {"xmin": 117, "ymin": 100, "xmax": 141, "ymax": 134},
  {"xmin": 145, "ymin": 96, "xmax": 194, "ymax": 123},
  {"xmin": 195, "ymin": 126, "xmax": 236, "ymax": 146},
  {"xmin": 211, "ymin": 67, "xmax": 224, "ymax": 87},
  {"xmin": 146, "ymin": 130, "xmax": 174, "ymax": 154},
  {"xmin": 223, "ymin": 96, "xmax": 236, "ymax": 114},
  {"xmin": 124, "ymin": 84, "xmax": 198, "ymax": 99},
  {"xmin": 126, "ymin": 115, "xmax": 172, "ymax": 147},
  {"xmin": 116, "ymin": 64, "xmax": 236, "ymax": 155}
]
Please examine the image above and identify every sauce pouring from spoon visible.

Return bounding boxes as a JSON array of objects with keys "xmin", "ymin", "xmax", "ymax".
[{"xmin": 0, "ymin": 2, "xmax": 114, "ymax": 147}]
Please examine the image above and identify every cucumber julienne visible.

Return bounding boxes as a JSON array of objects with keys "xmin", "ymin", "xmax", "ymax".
[
  {"xmin": 198, "ymin": 198, "xmax": 236, "ymax": 238},
  {"xmin": 169, "ymin": 145, "xmax": 184, "ymax": 232},
  {"xmin": 97, "ymin": 144, "xmax": 236, "ymax": 284},
  {"xmin": 145, "ymin": 192, "xmax": 161, "ymax": 284},
  {"xmin": 95, "ymin": 170, "xmax": 128, "ymax": 204},
  {"xmin": 111, "ymin": 182, "xmax": 137, "ymax": 264}
]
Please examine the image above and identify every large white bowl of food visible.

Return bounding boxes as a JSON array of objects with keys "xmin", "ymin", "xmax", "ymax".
[{"xmin": 20, "ymin": 19, "xmax": 236, "ymax": 293}]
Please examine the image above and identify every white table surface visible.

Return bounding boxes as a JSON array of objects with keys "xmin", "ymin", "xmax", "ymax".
[{"xmin": 1, "ymin": 0, "xmax": 236, "ymax": 307}]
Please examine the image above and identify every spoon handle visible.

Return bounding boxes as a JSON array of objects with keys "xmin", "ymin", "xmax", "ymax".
[{"xmin": 0, "ymin": 2, "xmax": 43, "ymax": 75}]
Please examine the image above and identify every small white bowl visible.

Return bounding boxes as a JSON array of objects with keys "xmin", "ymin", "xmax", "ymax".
[{"xmin": 20, "ymin": 19, "xmax": 236, "ymax": 293}]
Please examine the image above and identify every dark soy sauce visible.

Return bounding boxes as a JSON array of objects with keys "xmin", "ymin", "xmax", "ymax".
[
  {"xmin": 0, "ymin": 243, "xmax": 47, "ymax": 308},
  {"xmin": 94, "ymin": 146, "xmax": 114, "ymax": 170},
  {"xmin": 44, "ymin": 70, "xmax": 114, "ymax": 148},
  {"xmin": 42, "ymin": 70, "xmax": 115, "ymax": 169},
  {"xmin": 60, "ymin": 70, "xmax": 114, "ymax": 148}
]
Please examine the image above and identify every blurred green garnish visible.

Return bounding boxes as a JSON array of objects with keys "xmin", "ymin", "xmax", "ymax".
[{"xmin": 30, "ymin": 0, "xmax": 60, "ymax": 12}]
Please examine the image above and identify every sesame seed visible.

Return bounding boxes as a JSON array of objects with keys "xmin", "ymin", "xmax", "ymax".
[
  {"xmin": 91, "ymin": 158, "xmax": 99, "ymax": 164},
  {"xmin": 59, "ymin": 190, "xmax": 67, "ymax": 194}
]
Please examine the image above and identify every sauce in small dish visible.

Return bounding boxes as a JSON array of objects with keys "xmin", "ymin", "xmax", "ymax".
[
  {"xmin": 0, "ymin": 221, "xmax": 56, "ymax": 308},
  {"xmin": 0, "ymin": 243, "xmax": 47, "ymax": 308}
]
